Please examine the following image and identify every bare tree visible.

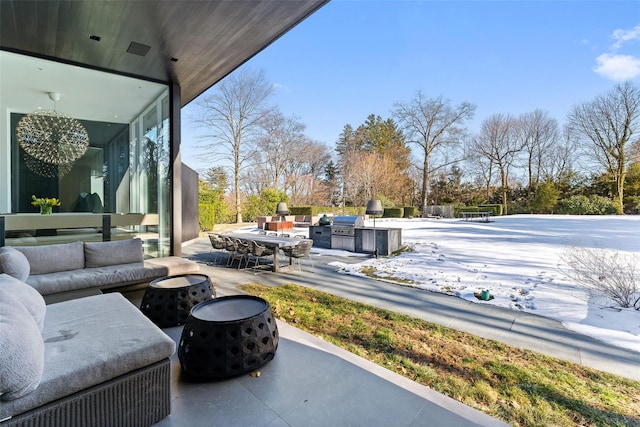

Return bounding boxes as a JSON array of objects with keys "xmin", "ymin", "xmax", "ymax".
[
  {"xmin": 567, "ymin": 82, "xmax": 640, "ymax": 214},
  {"xmin": 283, "ymin": 138, "xmax": 331, "ymax": 204},
  {"xmin": 541, "ymin": 124, "xmax": 579, "ymax": 183},
  {"xmin": 298, "ymin": 140, "xmax": 333, "ymax": 205},
  {"xmin": 629, "ymin": 139, "xmax": 640, "ymax": 164},
  {"xmin": 393, "ymin": 91, "xmax": 475, "ymax": 217},
  {"xmin": 256, "ymin": 108, "xmax": 306, "ymax": 190},
  {"xmin": 194, "ymin": 67, "xmax": 274, "ymax": 223},
  {"xmin": 472, "ymin": 114, "xmax": 523, "ymax": 213},
  {"xmin": 518, "ymin": 110, "xmax": 560, "ymax": 204}
]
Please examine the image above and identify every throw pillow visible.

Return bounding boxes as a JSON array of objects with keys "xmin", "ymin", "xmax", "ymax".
[
  {"xmin": 84, "ymin": 238, "xmax": 144, "ymax": 268},
  {"xmin": 16, "ymin": 241, "xmax": 84, "ymax": 275},
  {"xmin": 0, "ymin": 274, "xmax": 46, "ymax": 331},
  {"xmin": 0, "ymin": 292, "xmax": 45, "ymax": 401},
  {"xmin": 0, "ymin": 247, "xmax": 30, "ymax": 281}
]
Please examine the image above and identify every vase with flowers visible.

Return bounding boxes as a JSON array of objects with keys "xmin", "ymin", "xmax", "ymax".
[{"xmin": 31, "ymin": 195, "xmax": 61, "ymax": 215}]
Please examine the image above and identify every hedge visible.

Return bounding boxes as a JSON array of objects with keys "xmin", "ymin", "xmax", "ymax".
[
  {"xmin": 478, "ymin": 204, "xmax": 503, "ymax": 216},
  {"xmin": 383, "ymin": 207, "xmax": 404, "ymax": 218},
  {"xmin": 455, "ymin": 204, "xmax": 503, "ymax": 217},
  {"xmin": 199, "ymin": 203, "xmax": 216, "ymax": 231},
  {"xmin": 289, "ymin": 206, "xmax": 313, "ymax": 215},
  {"xmin": 403, "ymin": 206, "xmax": 417, "ymax": 218}
]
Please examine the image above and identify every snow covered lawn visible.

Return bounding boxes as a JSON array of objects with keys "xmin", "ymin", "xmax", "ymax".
[{"xmin": 327, "ymin": 214, "xmax": 640, "ymax": 353}]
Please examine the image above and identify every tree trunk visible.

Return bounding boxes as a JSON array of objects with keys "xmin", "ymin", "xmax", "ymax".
[
  {"xmin": 235, "ymin": 175, "xmax": 242, "ymax": 223},
  {"xmin": 421, "ymin": 153, "xmax": 429, "ymax": 217},
  {"xmin": 615, "ymin": 170, "xmax": 625, "ymax": 214},
  {"xmin": 500, "ymin": 168, "xmax": 508, "ymax": 215},
  {"xmin": 235, "ymin": 154, "xmax": 242, "ymax": 223}
]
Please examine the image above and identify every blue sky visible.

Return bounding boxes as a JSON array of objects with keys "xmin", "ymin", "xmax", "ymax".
[{"xmin": 181, "ymin": 0, "xmax": 640, "ymax": 172}]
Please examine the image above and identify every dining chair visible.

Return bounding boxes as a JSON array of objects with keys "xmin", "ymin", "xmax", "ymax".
[
  {"xmin": 207, "ymin": 233, "xmax": 227, "ymax": 265},
  {"xmin": 223, "ymin": 236, "xmax": 240, "ymax": 267},
  {"xmin": 248, "ymin": 240, "xmax": 274, "ymax": 273},
  {"xmin": 282, "ymin": 239, "xmax": 314, "ymax": 271},
  {"xmin": 233, "ymin": 238, "xmax": 251, "ymax": 269}
]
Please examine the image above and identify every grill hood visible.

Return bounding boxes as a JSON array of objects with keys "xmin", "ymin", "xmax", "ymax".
[{"xmin": 332, "ymin": 216, "xmax": 364, "ymax": 228}]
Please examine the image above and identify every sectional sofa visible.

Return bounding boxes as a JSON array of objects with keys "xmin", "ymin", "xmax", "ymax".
[
  {"xmin": 0, "ymin": 238, "xmax": 201, "ymax": 426},
  {"xmin": 3, "ymin": 238, "xmax": 199, "ymax": 302}
]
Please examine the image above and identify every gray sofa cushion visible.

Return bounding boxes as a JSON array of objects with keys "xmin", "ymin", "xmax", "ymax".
[
  {"xmin": 0, "ymin": 291, "xmax": 45, "ymax": 402},
  {"xmin": 25, "ymin": 257, "xmax": 199, "ymax": 295},
  {"xmin": 0, "ymin": 247, "xmax": 31, "ymax": 281},
  {"xmin": 0, "ymin": 293, "xmax": 175, "ymax": 420},
  {"xmin": 84, "ymin": 238, "xmax": 144, "ymax": 268},
  {"xmin": 16, "ymin": 242, "xmax": 84, "ymax": 275},
  {"xmin": 0, "ymin": 274, "xmax": 46, "ymax": 331},
  {"xmin": 144, "ymin": 256, "xmax": 200, "ymax": 277}
]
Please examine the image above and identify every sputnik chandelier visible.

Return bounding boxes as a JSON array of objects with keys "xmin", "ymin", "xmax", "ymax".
[
  {"xmin": 16, "ymin": 92, "xmax": 89, "ymax": 177},
  {"xmin": 24, "ymin": 152, "xmax": 74, "ymax": 178}
]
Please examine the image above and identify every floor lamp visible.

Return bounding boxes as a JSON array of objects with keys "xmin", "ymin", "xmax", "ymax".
[
  {"xmin": 276, "ymin": 202, "xmax": 289, "ymax": 236},
  {"xmin": 366, "ymin": 199, "xmax": 383, "ymax": 258}
]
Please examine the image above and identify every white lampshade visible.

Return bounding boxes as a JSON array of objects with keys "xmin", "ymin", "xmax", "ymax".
[{"xmin": 366, "ymin": 199, "xmax": 383, "ymax": 215}]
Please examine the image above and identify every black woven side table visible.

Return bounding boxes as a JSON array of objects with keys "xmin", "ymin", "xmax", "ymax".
[
  {"xmin": 140, "ymin": 274, "xmax": 215, "ymax": 327},
  {"xmin": 178, "ymin": 295, "xmax": 279, "ymax": 381}
]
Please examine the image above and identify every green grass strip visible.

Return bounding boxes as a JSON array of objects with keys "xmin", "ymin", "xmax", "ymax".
[{"xmin": 241, "ymin": 283, "xmax": 640, "ymax": 427}]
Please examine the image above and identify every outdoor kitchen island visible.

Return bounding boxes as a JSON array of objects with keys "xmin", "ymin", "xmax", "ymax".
[{"xmin": 309, "ymin": 216, "xmax": 402, "ymax": 256}]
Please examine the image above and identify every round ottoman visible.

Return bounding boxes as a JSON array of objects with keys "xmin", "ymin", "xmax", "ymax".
[
  {"xmin": 140, "ymin": 273, "xmax": 215, "ymax": 327},
  {"xmin": 178, "ymin": 295, "xmax": 279, "ymax": 380}
]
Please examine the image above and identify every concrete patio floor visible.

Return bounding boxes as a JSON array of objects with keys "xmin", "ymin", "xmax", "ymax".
[
  {"xmin": 125, "ymin": 233, "xmax": 640, "ymax": 426},
  {"xmin": 124, "ymin": 277, "xmax": 506, "ymax": 426},
  {"xmin": 136, "ymin": 303, "xmax": 506, "ymax": 427}
]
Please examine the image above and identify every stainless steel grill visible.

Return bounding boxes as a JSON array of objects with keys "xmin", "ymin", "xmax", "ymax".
[
  {"xmin": 330, "ymin": 216, "xmax": 364, "ymax": 251},
  {"xmin": 331, "ymin": 226, "xmax": 356, "ymax": 237},
  {"xmin": 331, "ymin": 216, "xmax": 364, "ymax": 230}
]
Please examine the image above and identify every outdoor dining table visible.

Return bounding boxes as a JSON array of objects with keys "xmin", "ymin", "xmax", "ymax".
[{"xmin": 223, "ymin": 233, "xmax": 301, "ymax": 273}]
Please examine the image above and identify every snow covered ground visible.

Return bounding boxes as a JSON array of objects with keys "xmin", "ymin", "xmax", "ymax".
[{"xmin": 322, "ymin": 215, "xmax": 640, "ymax": 353}]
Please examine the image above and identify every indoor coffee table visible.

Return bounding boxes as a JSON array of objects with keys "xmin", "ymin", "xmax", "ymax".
[
  {"xmin": 178, "ymin": 295, "xmax": 279, "ymax": 380},
  {"xmin": 140, "ymin": 273, "xmax": 215, "ymax": 327}
]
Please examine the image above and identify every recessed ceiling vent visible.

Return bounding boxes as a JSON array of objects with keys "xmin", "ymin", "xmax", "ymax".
[{"xmin": 127, "ymin": 41, "xmax": 151, "ymax": 56}]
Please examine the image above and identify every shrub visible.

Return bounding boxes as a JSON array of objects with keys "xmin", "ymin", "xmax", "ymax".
[
  {"xmin": 199, "ymin": 203, "xmax": 216, "ymax": 231},
  {"xmin": 560, "ymin": 247, "xmax": 640, "ymax": 310},
  {"xmin": 623, "ymin": 196, "xmax": 640, "ymax": 215},
  {"xmin": 478, "ymin": 204, "xmax": 503, "ymax": 216},
  {"xmin": 243, "ymin": 188, "xmax": 288, "ymax": 222},
  {"xmin": 198, "ymin": 178, "xmax": 228, "ymax": 230},
  {"xmin": 383, "ymin": 207, "xmax": 403, "ymax": 218},
  {"xmin": 531, "ymin": 181, "xmax": 559, "ymax": 214},
  {"xmin": 290, "ymin": 206, "xmax": 313, "ymax": 215},
  {"xmin": 557, "ymin": 195, "xmax": 617, "ymax": 215},
  {"xmin": 403, "ymin": 206, "xmax": 417, "ymax": 218}
]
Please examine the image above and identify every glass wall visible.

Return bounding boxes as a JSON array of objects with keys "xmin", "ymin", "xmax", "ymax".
[
  {"xmin": 2, "ymin": 52, "xmax": 171, "ymax": 257},
  {"xmin": 10, "ymin": 115, "xmax": 129, "ymax": 214},
  {"xmin": 129, "ymin": 92, "xmax": 171, "ymax": 257}
]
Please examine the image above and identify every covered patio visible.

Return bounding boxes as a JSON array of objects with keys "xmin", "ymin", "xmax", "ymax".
[{"xmin": 119, "ymin": 242, "xmax": 506, "ymax": 427}]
